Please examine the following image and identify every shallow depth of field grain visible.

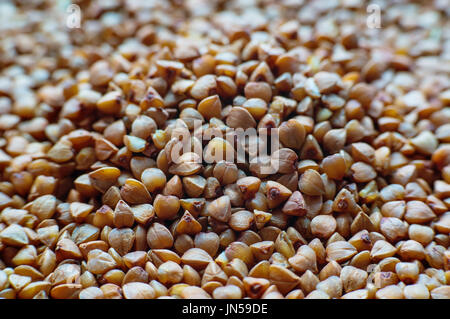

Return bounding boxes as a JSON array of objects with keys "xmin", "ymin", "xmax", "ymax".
[{"xmin": 0, "ymin": 0, "xmax": 449, "ymax": 299}]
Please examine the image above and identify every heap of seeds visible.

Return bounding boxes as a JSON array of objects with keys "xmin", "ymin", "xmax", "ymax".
[{"xmin": 0, "ymin": 0, "xmax": 449, "ymax": 299}]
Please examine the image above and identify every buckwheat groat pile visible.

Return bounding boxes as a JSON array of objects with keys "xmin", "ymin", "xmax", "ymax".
[{"xmin": 0, "ymin": 0, "xmax": 449, "ymax": 299}]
